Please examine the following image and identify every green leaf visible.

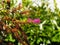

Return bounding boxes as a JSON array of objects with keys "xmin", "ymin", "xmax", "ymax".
[{"xmin": 37, "ymin": 38, "xmax": 41, "ymax": 44}]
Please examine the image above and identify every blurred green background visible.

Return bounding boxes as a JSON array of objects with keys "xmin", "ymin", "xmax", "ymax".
[{"xmin": 0, "ymin": 0, "xmax": 60, "ymax": 45}]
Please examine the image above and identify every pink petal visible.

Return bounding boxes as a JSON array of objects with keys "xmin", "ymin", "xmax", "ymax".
[
  {"xmin": 33, "ymin": 18, "xmax": 40, "ymax": 24},
  {"xmin": 27, "ymin": 18, "xmax": 33, "ymax": 23}
]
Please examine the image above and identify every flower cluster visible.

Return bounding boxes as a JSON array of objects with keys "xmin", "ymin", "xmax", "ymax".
[{"xmin": 27, "ymin": 18, "xmax": 40, "ymax": 24}]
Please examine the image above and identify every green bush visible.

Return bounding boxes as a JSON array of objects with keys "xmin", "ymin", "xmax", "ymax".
[{"xmin": 0, "ymin": 0, "xmax": 60, "ymax": 45}]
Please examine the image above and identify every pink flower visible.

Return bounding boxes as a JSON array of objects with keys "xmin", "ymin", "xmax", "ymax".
[
  {"xmin": 33, "ymin": 18, "xmax": 40, "ymax": 24},
  {"xmin": 27, "ymin": 18, "xmax": 33, "ymax": 23},
  {"xmin": 27, "ymin": 18, "xmax": 40, "ymax": 24}
]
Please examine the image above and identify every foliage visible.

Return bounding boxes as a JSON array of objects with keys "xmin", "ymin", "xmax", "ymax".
[{"xmin": 0, "ymin": 0, "xmax": 60, "ymax": 45}]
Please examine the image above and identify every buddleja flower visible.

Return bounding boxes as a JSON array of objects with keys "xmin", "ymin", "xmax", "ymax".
[
  {"xmin": 27, "ymin": 18, "xmax": 33, "ymax": 23},
  {"xmin": 27, "ymin": 18, "xmax": 40, "ymax": 24},
  {"xmin": 33, "ymin": 18, "xmax": 40, "ymax": 24}
]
